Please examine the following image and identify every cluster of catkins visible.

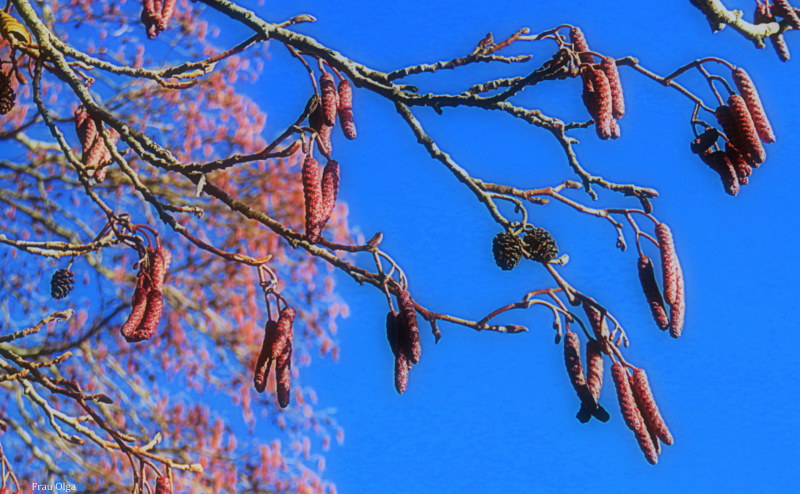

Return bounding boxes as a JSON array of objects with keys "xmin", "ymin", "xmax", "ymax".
[
  {"xmin": 491, "ymin": 227, "xmax": 559, "ymax": 270},
  {"xmin": 141, "ymin": 0, "xmax": 176, "ymax": 39},
  {"xmin": 570, "ymin": 302, "xmax": 673, "ymax": 464},
  {"xmin": 691, "ymin": 68, "xmax": 775, "ymax": 196},
  {"xmin": 385, "ymin": 289, "xmax": 422, "ymax": 394},
  {"xmin": 637, "ymin": 222, "xmax": 685, "ymax": 338},
  {"xmin": 309, "ymin": 72, "xmax": 357, "ymax": 156},
  {"xmin": 121, "ymin": 242, "xmax": 171, "ymax": 342},
  {"xmin": 253, "ymin": 306, "xmax": 295, "ymax": 408},
  {"xmin": 754, "ymin": 0, "xmax": 800, "ymax": 61},
  {"xmin": 570, "ymin": 27, "xmax": 625, "ymax": 140},
  {"xmin": 0, "ymin": 71, "xmax": 14, "ymax": 115},
  {"xmin": 0, "ymin": 487, "xmax": 22, "ymax": 494},
  {"xmin": 74, "ymin": 107, "xmax": 120, "ymax": 182},
  {"xmin": 302, "ymin": 71, "xmax": 357, "ymax": 242}
]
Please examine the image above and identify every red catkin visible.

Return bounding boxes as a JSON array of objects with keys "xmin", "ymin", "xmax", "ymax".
[
  {"xmin": 701, "ymin": 150, "xmax": 740, "ymax": 197},
  {"xmin": 655, "ymin": 223, "xmax": 685, "ymax": 338},
  {"xmin": 715, "ymin": 105, "xmax": 751, "ymax": 166},
  {"xmin": 394, "ymin": 353, "xmax": 409, "ymax": 394},
  {"xmin": 302, "ymin": 155, "xmax": 324, "ymax": 243},
  {"xmin": 320, "ymin": 72, "xmax": 338, "ymax": 127},
  {"xmin": 611, "ymin": 363, "xmax": 658, "ymax": 465},
  {"xmin": 585, "ymin": 339, "xmax": 604, "ymax": 402},
  {"xmin": 569, "ymin": 27, "xmax": 593, "ymax": 64},
  {"xmin": 638, "ymin": 255, "xmax": 669, "ymax": 330},
  {"xmin": 310, "ymin": 104, "xmax": 333, "ymax": 156},
  {"xmin": 158, "ymin": 0, "xmax": 176, "ymax": 32},
  {"xmin": 732, "ymin": 68, "xmax": 775, "ymax": 143},
  {"xmin": 254, "ymin": 320, "xmax": 278, "ymax": 393},
  {"xmin": 272, "ymin": 306, "xmax": 296, "ymax": 360},
  {"xmin": 600, "ymin": 56, "xmax": 625, "ymax": 119},
  {"xmin": 129, "ymin": 245, "xmax": 170, "ymax": 341},
  {"xmin": 141, "ymin": 0, "xmax": 175, "ymax": 38},
  {"xmin": 582, "ymin": 299, "xmax": 609, "ymax": 340},
  {"xmin": 396, "ymin": 289, "xmax": 421, "ymax": 365},
  {"xmin": 773, "ymin": 0, "xmax": 800, "ymax": 28},
  {"xmin": 728, "ymin": 94, "xmax": 766, "ymax": 165},
  {"xmin": 320, "ymin": 160, "xmax": 340, "ymax": 230},
  {"xmin": 121, "ymin": 248, "xmax": 155, "ymax": 341},
  {"xmin": 155, "ymin": 475, "xmax": 172, "ymax": 494},
  {"xmin": 337, "ymin": 79, "xmax": 357, "ymax": 140},
  {"xmin": 275, "ymin": 340, "xmax": 292, "ymax": 408},
  {"xmin": 725, "ymin": 144, "xmax": 752, "ymax": 186},
  {"xmin": 564, "ymin": 332, "xmax": 597, "ymax": 408},
  {"xmin": 582, "ymin": 66, "xmax": 616, "ymax": 140},
  {"xmin": 630, "ymin": 368, "xmax": 674, "ymax": 446},
  {"xmin": 755, "ymin": 4, "xmax": 791, "ymax": 61}
]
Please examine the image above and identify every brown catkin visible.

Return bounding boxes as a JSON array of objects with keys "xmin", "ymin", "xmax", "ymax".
[
  {"xmin": 158, "ymin": 0, "xmax": 176, "ymax": 32},
  {"xmin": 271, "ymin": 307, "xmax": 296, "ymax": 360},
  {"xmin": 254, "ymin": 320, "xmax": 278, "ymax": 393},
  {"xmin": 715, "ymin": 105, "xmax": 752, "ymax": 167},
  {"xmin": 275, "ymin": 340, "xmax": 292, "ymax": 408},
  {"xmin": 728, "ymin": 94, "xmax": 766, "ymax": 164},
  {"xmin": 563, "ymin": 332, "xmax": 597, "ymax": 408},
  {"xmin": 630, "ymin": 368, "xmax": 674, "ymax": 446},
  {"xmin": 773, "ymin": 0, "xmax": 800, "ymax": 28},
  {"xmin": 600, "ymin": 56, "xmax": 625, "ymax": 119},
  {"xmin": 121, "ymin": 248, "xmax": 155, "ymax": 341},
  {"xmin": 611, "ymin": 363, "xmax": 658, "ymax": 465},
  {"xmin": 726, "ymin": 143, "xmax": 752, "ymax": 186},
  {"xmin": 320, "ymin": 72, "xmax": 338, "ymax": 127},
  {"xmin": 732, "ymin": 68, "xmax": 775, "ymax": 143},
  {"xmin": 582, "ymin": 299, "xmax": 609, "ymax": 339},
  {"xmin": 569, "ymin": 27, "xmax": 593, "ymax": 64},
  {"xmin": 701, "ymin": 150, "xmax": 740, "ymax": 196},
  {"xmin": 386, "ymin": 311, "xmax": 400, "ymax": 357},
  {"xmin": 302, "ymin": 155, "xmax": 324, "ymax": 242},
  {"xmin": 771, "ymin": 33, "xmax": 791, "ymax": 61},
  {"xmin": 394, "ymin": 353, "xmax": 409, "ymax": 394},
  {"xmin": 320, "ymin": 160, "xmax": 340, "ymax": 229},
  {"xmin": 638, "ymin": 255, "xmax": 669, "ymax": 330},
  {"xmin": 655, "ymin": 223, "xmax": 682, "ymax": 308},
  {"xmin": 141, "ymin": 0, "xmax": 162, "ymax": 39},
  {"xmin": 396, "ymin": 289, "xmax": 421, "ymax": 365},
  {"xmin": 155, "ymin": 475, "xmax": 172, "ymax": 494},
  {"xmin": 337, "ymin": 79, "xmax": 357, "ymax": 140},
  {"xmin": 585, "ymin": 339, "xmax": 604, "ymax": 402},
  {"xmin": 582, "ymin": 66, "xmax": 615, "ymax": 140}
]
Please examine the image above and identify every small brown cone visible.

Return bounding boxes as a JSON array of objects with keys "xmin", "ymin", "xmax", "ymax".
[{"xmin": 611, "ymin": 362, "xmax": 658, "ymax": 465}]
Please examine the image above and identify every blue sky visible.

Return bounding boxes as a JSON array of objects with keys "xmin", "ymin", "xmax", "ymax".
[{"xmin": 235, "ymin": 0, "xmax": 800, "ymax": 492}]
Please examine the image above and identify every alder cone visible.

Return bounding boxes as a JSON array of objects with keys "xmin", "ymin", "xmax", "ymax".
[
  {"xmin": 492, "ymin": 232, "xmax": 524, "ymax": 270},
  {"xmin": 728, "ymin": 94, "xmax": 766, "ymax": 165},
  {"xmin": 302, "ymin": 155, "xmax": 324, "ymax": 242},
  {"xmin": 522, "ymin": 227, "xmax": 558, "ymax": 263},
  {"xmin": 732, "ymin": 68, "xmax": 775, "ymax": 143},
  {"xmin": 637, "ymin": 255, "xmax": 669, "ymax": 330},
  {"xmin": 0, "ymin": 71, "xmax": 15, "ymax": 115},
  {"xmin": 611, "ymin": 363, "xmax": 658, "ymax": 465},
  {"xmin": 50, "ymin": 267, "xmax": 75, "ymax": 300},
  {"xmin": 569, "ymin": 27, "xmax": 593, "ymax": 64},
  {"xmin": 630, "ymin": 368, "xmax": 674, "ymax": 446},
  {"xmin": 254, "ymin": 320, "xmax": 278, "ymax": 393},
  {"xmin": 702, "ymin": 150, "xmax": 740, "ymax": 196},
  {"xmin": 600, "ymin": 56, "xmax": 625, "ymax": 119},
  {"xmin": 396, "ymin": 289, "xmax": 421, "ymax": 365},
  {"xmin": 320, "ymin": 160, "xmax": 340, "ymax": 230},
  {"xmin": 155, "ymin": 475, "xmax": 172, "ymax": 494},
  {"xmin": 320, "ymin": 72, "xmax": 338, "ymax": 127},
  {"xmin": 337, "ymin": 79, "xmax": 357, "ymax": 140}
]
